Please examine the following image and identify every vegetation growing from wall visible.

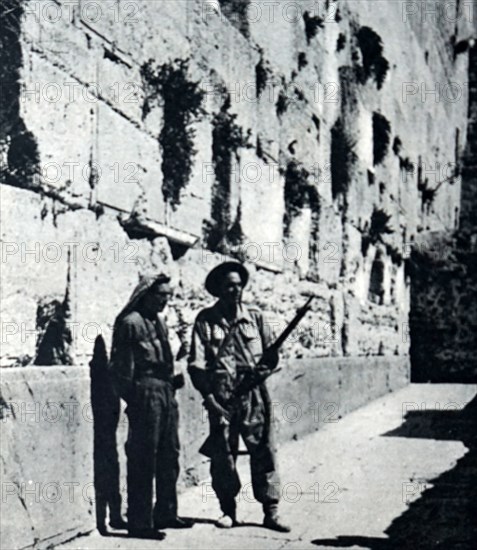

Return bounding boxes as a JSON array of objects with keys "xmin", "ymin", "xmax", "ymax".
[
  {"xmin": 392, "ymin": 136, "xmax": 402, "ymax": 156},
  {"xmin": 298, "ymin": 52, "xmax": 308, "ymax": 70},
  {"xmin": 6, "ymin": 120, "xmax": 41, "ymax": 189},
  {"xmin": 219, "ymin": 0, "xmax": 251, "ymax": 38},
  {"xmin": 373, "ymin": 112, "xmax": 391, "ymax": 165},
  {"xmin": 417, "ymin": 158, "xmax": 438, "ymax": 213},
  {"xmin": 256, "ymin": 51, "xmax": 270, "ymax": 98},
  {"xmin": 356, "ymin": 26, "xmax": 389, "ymax": 89},
  {"xmin": 0, "ymin": 0, "xmax": 22, "ymax": 140},
  {"xmin": 361, "ymin": 207, "xmax": 393, "ymax": 256},
  {"xmin": 1, "ymin": 0, "xmax": 41, "ymax": 190},
  {"xmin": 283, "ymin": 160, "xmax": 319, "ymax": 236},
  {"xmin": 410, "ymin": 234, "xmax": 477, "ymax": 382},
  {"xmin": 418, "ymin": 178, "xmax": 438, "ymax": 213},
  {"xmin": 276, "ymin": 90, "xmax": 289, "ymax": 117},
  {"xmin": 141, "ymin": 58, "xmax": 205, "ymax": 209},
  {"xmin": 337, "ymin": 33, "xmax": 346, "ymax": 52},
  {"xmin": 330, "ymin": 118, "xmax": 357, "ymax": 199},
  {"xmin": 303, "ymin": 11, "xmax": 324, "ymax": 44},
  {"xmin": 204, "ymin": 95, "xmax": 250, "ymax": 251}
]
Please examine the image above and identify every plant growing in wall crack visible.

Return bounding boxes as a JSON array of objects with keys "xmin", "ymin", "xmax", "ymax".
[
  {"xmin": 283, "ymin": 160, "xmax": 319, "ymax": 237},
  {"xmin": 303, "ymin": 11, "xmax": 324, "ymax": 44},
  {"xmin": 141, "ymin": 58, "xmax": 205, "ymax": 210},
  {"xmin": 204, "ymin": 94, "xmax": 251, "ymax": 252},
  {"xmin": 355, "ymin": 26, "xmax": 389, "ymax": 89},
  {"xmin": 361, "ymin": 207, "xmax": 394, "ymax": 256},
  {"xmin": 372, "ymin": 112, "xmax": 391, "ymax": 166},
  {"xmin": 331, "ymin": 118, "xmax": 357, "ymax": 199},
  {"xmin": 283, "ymin": 160, "xmax": 320, "ymax": 279}
]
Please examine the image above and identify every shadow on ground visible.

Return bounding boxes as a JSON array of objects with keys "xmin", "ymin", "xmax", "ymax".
[{"xmin": 312, "ymin": 395, "xmax": 477, "ymax": 550}]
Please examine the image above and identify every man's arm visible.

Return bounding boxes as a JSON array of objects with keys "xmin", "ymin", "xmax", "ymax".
[
  {"xmin": 188, "ymin": 317, "xmax": 231, "ymax": 421},
  {"xmin": 187, "ymin": 318, "xmax": 213, "ymax": 398}
]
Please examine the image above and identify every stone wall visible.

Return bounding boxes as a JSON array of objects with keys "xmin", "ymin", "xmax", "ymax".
[
  {"xmin": 0, "ymin": 0, "xmax": 472, "ymax": 368},
  {"xmin": 409, "ymin": 43, "xmax": 477, "ymax": 383},
  {"xmin": 409, "ymin": 231, "xmax": 477, "ymax": 382},
  {"xmin": 0, "ymin": 357, "xmax": 409, "ymax": 549},
  {"xmin": 0, "ymin": 1, "xmax": 475, "ymax": 546}
]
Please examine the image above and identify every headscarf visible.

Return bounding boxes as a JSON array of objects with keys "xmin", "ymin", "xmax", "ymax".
[
  {"xmin": 112, "ymin": 273, "xmax": 171, "ymax": 331},
  {"xmin": 109, "ymin": 273, "xmax": 171, "ymax": 372}
]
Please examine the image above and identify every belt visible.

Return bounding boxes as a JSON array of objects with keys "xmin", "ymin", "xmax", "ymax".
[{"xmin": 135, "ymin": 372, "xmax": 173, "ymax": 383}]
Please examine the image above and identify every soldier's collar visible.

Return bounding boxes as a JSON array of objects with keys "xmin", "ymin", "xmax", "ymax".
[
  {"xmin": 236, "ymin": 304, "xmax": 254, "ymax": 323},
  {"xmin": 214, "ymin": 302, "xmax": 254, "ymax": 325}
]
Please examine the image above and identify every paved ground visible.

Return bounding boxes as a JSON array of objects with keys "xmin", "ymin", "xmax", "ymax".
[{"xmin": 58, "ymin": 383, "xmax": 477, "ymax": 550}]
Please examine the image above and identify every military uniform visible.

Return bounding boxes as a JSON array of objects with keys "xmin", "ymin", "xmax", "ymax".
[
  {"xmin": 188, "ymin": 301, "xmax": 280, "ymax": 520},
  {"xmin": 110, "ymin": 278, "xmax": 179, "ymax": 533}
]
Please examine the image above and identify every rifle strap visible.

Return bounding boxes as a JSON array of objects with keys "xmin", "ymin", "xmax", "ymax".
[
  {"xmin": 211, "ymin": 321, "xmax": 240, "ymax": 379},
  {"xmin": 235, "ymin": 324, "xmax": 259, "ymax": 369}
]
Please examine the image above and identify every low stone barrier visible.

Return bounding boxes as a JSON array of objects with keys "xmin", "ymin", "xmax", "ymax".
[{"xmin": 0, "ymin": 357, "xmax": 409, "ymax": 549}]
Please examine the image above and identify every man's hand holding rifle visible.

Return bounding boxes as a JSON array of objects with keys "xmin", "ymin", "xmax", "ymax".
[{"xmin": 234, "ymin": 295, "xmax": 315, "ymax": 398}]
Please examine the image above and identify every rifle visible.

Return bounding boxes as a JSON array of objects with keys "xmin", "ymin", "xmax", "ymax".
[
  {"xmin": 199, "ymin": 297, "xmax": 315, "ymax": 456},
  {"xmin": 233, "ymin": 296, "xmax": 315, "ymax": 397}
]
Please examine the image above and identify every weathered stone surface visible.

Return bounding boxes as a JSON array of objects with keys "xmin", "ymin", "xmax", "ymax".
[
  {"xmin": 0, "ymin": 0, "xmax": 475, "ymax": 546},
  {"xmin": 409, "ymin": 232, "xmax": 477, "ymax": 382},
  {"xmin": 0, "ymin": 356, "xmax": 409, "ymax": 549},
  {"xmin": 0, "ymin": 368, "xmax": 94, "ymax": 550},
  {"xmin": 1, "ymin": 0, "xmax": 473, "ymax": 369}
]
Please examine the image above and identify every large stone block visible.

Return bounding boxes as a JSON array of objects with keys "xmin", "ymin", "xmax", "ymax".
[
  {"xmin": 0, "ymin": 355, "xmax": 409, "ymax": 548},
  {"xmin": 19, "ymin": 53, "xmax": 94, "ymax": 202},
  {"xmin": 0, "ymin": 187, "xmax": 71, "ymax": 365},
  {"xmin": 0, "ymin": 367, "xmax": 94, "ymax": 550}
]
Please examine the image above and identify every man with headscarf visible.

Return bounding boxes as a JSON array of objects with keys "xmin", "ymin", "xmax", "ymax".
[
  {"xmin": 188, "ymin": 262, "xmax": 290, "ymax": 532},
  {"xmin": 110, "ymin": 273, "xmax": 193, "ymax": 539}
]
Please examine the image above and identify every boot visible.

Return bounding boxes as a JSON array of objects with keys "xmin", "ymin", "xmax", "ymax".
[
  {"xmin": 109, "ymin": 497, "xmax": 128, "ymax": 529},
  {"xmin": 215, "ymin": 514, "xmax": 235, "ymax": 528},
  {"xmin": 95, "ymin": 497, "xmax": 108, "ymax": 535},
  {"xmin": 263, "ymin": 503, "xmax": 290, "ymax": 533},
  {"xmin": 155, "ymin": 516, "xmax": 194, "ymax": 529},
  {"xmin": 215, "ymin": 498, "xmax": 238, "ymax": 528}
]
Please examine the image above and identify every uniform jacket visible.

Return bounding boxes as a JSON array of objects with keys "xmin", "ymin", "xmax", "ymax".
[
  {"xmin": 188, "ymin": 301, "xmax": 274, "ymax": 401},
  {"xmin": 110, "ymin": 310, "xmax": 173, "ymax": 403}
]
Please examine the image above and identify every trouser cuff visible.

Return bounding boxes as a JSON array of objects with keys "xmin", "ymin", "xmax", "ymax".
[
  {"xmin": 263, "ymin": 502, "xmax": 279, "ymax": 517},
  {"xmin": 219, "ymin": 498, "xmax": 236, "ymax": 519}
]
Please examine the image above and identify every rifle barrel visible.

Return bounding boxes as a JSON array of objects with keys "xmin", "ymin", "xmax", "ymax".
[{"xmin": 272, "ymin": 296, "xmax": 314, "ymax": 349}]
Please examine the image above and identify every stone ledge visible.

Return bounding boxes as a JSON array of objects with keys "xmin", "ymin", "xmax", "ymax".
[{"xmin": 0, "ymin": 357, "xmax": 409, "ymax": 549}]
